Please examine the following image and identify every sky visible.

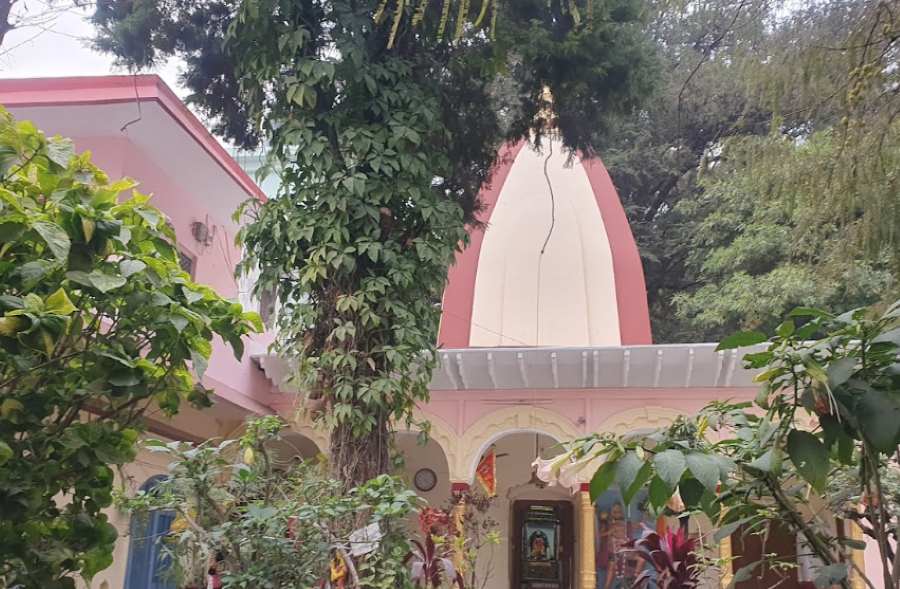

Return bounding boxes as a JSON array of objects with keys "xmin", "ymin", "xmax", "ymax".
[{"xmin": 0, "ymin": 3, "xmax": 184, "ymax": 96}]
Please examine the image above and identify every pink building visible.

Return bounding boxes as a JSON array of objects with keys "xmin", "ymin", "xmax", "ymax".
[{"xmin": 0, "ymin": 75, "xmax": 875, "ymax": 589}]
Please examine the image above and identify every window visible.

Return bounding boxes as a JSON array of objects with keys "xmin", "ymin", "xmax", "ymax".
[
  {"xmin": 237, "ymin": 262, "xmax": 278, "ymax": 329},
  {"xmin": 178, "ymin": 249, "xmax": 195, "ymax": 278},
  {"xmin": 258, "ymin": 286, "xmax": 277, "ymax": 328},
  {"xmin": 124, "ymin": 475, "xmax": 176, "ymax": 589}
]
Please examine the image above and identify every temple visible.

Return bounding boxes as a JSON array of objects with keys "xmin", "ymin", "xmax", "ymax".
[{"xmin": 0, "ymin": 75, "xmax": 876, "ymax": 589}]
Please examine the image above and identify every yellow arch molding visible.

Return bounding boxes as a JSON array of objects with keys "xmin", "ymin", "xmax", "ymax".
[
  {"xmin": 457, "ymin": 406, "xmax": 582, "ymax": 484},
  {"xmin": 594, "ymin": 406, "xmax": 682, "ymax": 435},
  {"xmin": 405, "ymin": 409, "xmax": 460, "ymax": 479}
]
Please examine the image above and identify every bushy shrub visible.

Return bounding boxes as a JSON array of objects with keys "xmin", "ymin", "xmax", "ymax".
[{"xmin": 0, "ymin": 109, "xmax": 259, "ymax": 587}]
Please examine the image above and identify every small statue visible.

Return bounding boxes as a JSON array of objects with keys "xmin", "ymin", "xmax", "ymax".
[{"xmin": 330, "ymin": 553, "xmax": 348, "ymax": 589}]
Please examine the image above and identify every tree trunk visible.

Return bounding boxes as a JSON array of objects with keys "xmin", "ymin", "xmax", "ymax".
[
  {"xmin": 330, "ymin": 418, "xmax": 391, "ymax": 492},
  {"xmin": 0, "ymin": 0, "xmax": 14, "ymax": 49}
]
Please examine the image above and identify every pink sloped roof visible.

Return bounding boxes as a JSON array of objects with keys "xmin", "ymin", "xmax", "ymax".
[{"xmin": 0, "ymin": 74, "xmax": 266, "ymax": 202}]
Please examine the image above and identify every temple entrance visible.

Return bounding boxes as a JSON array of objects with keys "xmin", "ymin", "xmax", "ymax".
[{"xmin": 512, "ymin": 500, "xmax": 574, "ymax": 589}]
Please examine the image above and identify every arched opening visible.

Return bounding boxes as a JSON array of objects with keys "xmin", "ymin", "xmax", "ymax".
[
  {"xmin": 471, "ymin": 431, "xmax": 572, "ymax": 589},
  {"xmin": 394, "ymin": 430, "xmax": 452, "ymax": 512},
  {"xmin": 123, "ymin": 475, "xmax": 175, "ymax": 589},
  {"xmin": 267, "ymin": 430, "xmax": 324, "ymax": 466}
]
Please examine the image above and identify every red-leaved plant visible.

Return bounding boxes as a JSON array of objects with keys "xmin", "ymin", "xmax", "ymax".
[
  {"xmin": 623, "ymin": 525, "xmax": 700, "ymax": 589},
  {"xmin": 407, "ymin": 508, "xmax": 464, "ymax": 589}
]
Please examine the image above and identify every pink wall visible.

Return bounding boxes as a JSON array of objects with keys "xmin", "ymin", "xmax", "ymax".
[{"xmin": 70, "ymin": 135, "xmax": 276, "ymax": 416}]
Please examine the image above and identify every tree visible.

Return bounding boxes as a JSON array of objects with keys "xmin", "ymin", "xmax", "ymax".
[
  {"xmin": 536, "ymin": 299, "xmax": 900, "ymax": 589},
  {"xmin": 0, "ymin": 1, "xmax": 91, "ymax": 53},
  {"xmin": 595, "ymin": 0, "xmax": 776, "ymax": 342},
  {"xmin": 668, "ymin": 0, "xmax": 900, "ymax": 337},
  {"xmin": 0, "ymin": 109, "xmax": 259, "ymax": 587},
  {"xmin": 670, "ymin": 133, "xmax": 895, "ymax": 337},
  {"xmin": 598, "ymin": 0, "xmax": 899, "ymax": 342},
  {"xmin": 92, "ymin": 0, "xmax": 657, "ymax": 488}
]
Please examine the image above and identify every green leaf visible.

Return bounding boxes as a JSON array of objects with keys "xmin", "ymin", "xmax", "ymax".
[
  {"xmin": 873, "ymin": 327, "xmax": 900, "ymax": 347},
  {"xmin": 624, "ymin": 462, "xmax": 653, "ymax": 505},
  {"xmin": 33, "ymin": 221, "xmax": 71, "ymax": 262},
  {"xmin": 16, "ymin": 260, "xmax": 57, "ymax": 288},
  {"xmin": 727, "ymin": 563, "xmax": 758, "ymax": 589},
  {"xmin": 65, "ymin": 270, "xmax": 93, "ymax": 289},
  {"xmin": 786, "ymin": 430, "xmax": 828, "ymax": 491},
  {"xmin": 45, "ymin": 288, "xmax": 76, "ymax": 316},
  {"xmin": 0, "ymin": 398, "xmax": 22, "ymax": 417},
  {"xmin": 0, "ymin": 315, "xmax": 25, "ymax": 336},
  {"xmin": 857, "ymin": 387, "xmax": 900, "ymax": 453},
  {"xmin": 93, "ymin": 272, "xmax": 128, "ymax": 293},
  {"xmin": 746, "ymin": 448, "xmax": 781, "ymax": 473},
  {"xmin": 685, "ymin": 452, "xmax": 719, "ymax": 492},
  {"xmin": 182, "ymin": 286, "xmax": 203, "ymax": 304},
  {"xmin": 589, "ymin": 460, "xmax": 617, "ymax": 502},
  {"xmin": 168, "ymin": 314, "xmax": 189, "ymax": 331},
  {"xmin": 0, "ymin": 441, "xmax": 12, "ymax": 465},
  {"xmin": 119, "ymin": 259, "xmax": 146, "ymax": 278},
  {"xmin": 717, "ymin": 330, "xmax": 767, "ymax": 350},
  {"xmin": 827, "ymin": 357, "xmax": 857, "ymax": 389},
  {"xmin": 81, "ymin": 539, "xmax": 115, "ymax": 580},
  {"xmin": 81, "ymin": 217, "xmax": 95, "ymax": 242},
  {"xmin": 615, "ymin": 451, "xmax": 643, "ymax": 498},
  {"xmin": 648, "ymin": 475, "xmax": 672, "ymax": 509},
  {"xmin": 46, "ymin": 137, "xmax": 75, "ymax": 167},
  {"xmin": 814, "ymin": 564, "xmax": 847, "ymax": 589},
  {"xmin": 653, "ymin": 449, "xmax": 686, "ymax": 488},
  {"xmin": 838, "ymin": 537, "xmax": 867, "ymax": 550},
  {"xmin": 804, "ymin": 358, "xmax": 829, "ymax": 385},
  {"xmin": 713, "ymin": 517, "xmax": 751, "ymax": 543},
  {"xmin": 742, "ymin": 351, "xmax": 774, "ymax": 368},
  {"xmin": 190, "ymin": 349, "xmax": 208, "ymax": 380},
  {"xmin": 776, "ymin": 319, "xmax": 795, "ymax": 337},
  {"xmin": 108, "ymin": 369, "xmax": 140, "ymax": 387},
  {"xmin": 0, "ymin": 222, "xmax": 26, "ymax": 242}
]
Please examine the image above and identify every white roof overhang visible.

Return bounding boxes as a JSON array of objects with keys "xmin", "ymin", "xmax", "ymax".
[{"xmin": 254, "ymin": 342, "xmax": 764, "ymax": 394}]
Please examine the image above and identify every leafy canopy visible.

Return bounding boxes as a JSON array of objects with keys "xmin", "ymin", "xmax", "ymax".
[
  {"xmin": 92, "ymin": 0, "xmax": 657, "ymax": 486},
  {"xmin": 0, "ymin": 108, "xmax": 259, "ymax": 588},
  {"xmin": 599, "ymin": 0, "xmax": 898, "ymax": 342}
]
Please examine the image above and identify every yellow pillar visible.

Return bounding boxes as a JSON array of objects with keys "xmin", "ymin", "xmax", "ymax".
[
  {"xmin": 577, "ymin": 484, "xmax": 597, "ymax": 589},
  {"xmin": 450, "ymin": 482, "xmax": 468, "ymax": 573},
  {"xmin": 719, "ymin": 534, "xmax": 734, "ymax": 589},
  {"xmin": 847, "ymin": 520, "xmax": 867, "ymax": 589}
]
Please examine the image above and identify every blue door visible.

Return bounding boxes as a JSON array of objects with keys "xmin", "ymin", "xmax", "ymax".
[{"xmin": 124, "ymin": 476, "xmax": 176, "ymax": 589}]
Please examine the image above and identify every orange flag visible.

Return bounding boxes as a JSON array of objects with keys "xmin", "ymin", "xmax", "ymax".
[{"xmin": 476, "ymin": 448, "xmax": 497, "ymax": 497}]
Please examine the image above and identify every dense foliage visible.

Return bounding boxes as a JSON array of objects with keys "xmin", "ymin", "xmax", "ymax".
[
  {"xmin": 92, "ymin": 0, "xmax": 656, "ymax": 486},
  {"xmin": 119, "ymin": 417, "xmax": 419, "ymax": 589},
  {"xmin": 601, "ymin": 0, "xmax": 898, "ymax": 342},
  {"xmin": 0, "ymin": 109, "xmax": 259, "ymax": 587},
  {"xmin": 537, "ymin": 299, "xmax": 900, "ymax": 589}
]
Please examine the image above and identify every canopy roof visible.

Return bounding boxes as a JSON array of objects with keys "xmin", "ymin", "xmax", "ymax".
[{"xmin": 254, "ymin": 342, "xmax": 763, "ymax": 394}]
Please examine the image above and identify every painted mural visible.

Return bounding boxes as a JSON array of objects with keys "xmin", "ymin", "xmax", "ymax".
[{"xmin": 594, "ymin": 489, "xmax": 654, "ymax": 589}]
